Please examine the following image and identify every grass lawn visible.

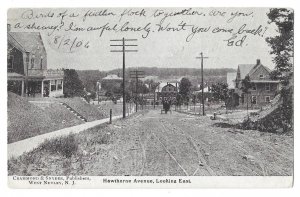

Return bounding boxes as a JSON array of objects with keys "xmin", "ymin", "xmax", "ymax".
[
  {"xmin": 7, "ymin": 92, "xmax": 83, "ymax": 143},
  {"xmin": 57, "ymin": 97, "xmax": 107, "ymax": 121},
  {"xmin": 96, "ymin": 102, "xmax": 124, "ymax": 117},
  {"xmin": 8, "ymin": 94, "xmax": 126, "ymax": 143}
]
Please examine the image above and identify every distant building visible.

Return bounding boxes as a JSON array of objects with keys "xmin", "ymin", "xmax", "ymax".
[
  {"xmin": 226, "ymin": 72, "xmax": 237, "ymax": 90},
  {"xmin": 100, "ymin": 74, "xmax": 123, "ymax": 92},
  {"xmin": 7, "ymin": 27, "xmax": 64, "ymax": 97},
  {"xmin": 192, "ymin": 86, "xmax": 213, "ymax": 102},
  {"xmin": 233, "ymin": 59, "xmax": 280, "ymax": 107},
  {"xmin": 156, "ymin": 82, "xmax": 178, "ymax": 104},
  {"xmin": 141, "ymin": 75, "xmax": 159, "ymax": 82}
]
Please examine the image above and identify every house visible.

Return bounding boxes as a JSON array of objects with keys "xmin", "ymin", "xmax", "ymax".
[
  {"xmin": 7, "ymin": 27, "xmax": 64, "ymax": 97},
  {"xmin": 156, "ymin": 82, "xmax": 178, "ymax": 104},
  {"xmin": 235, "ymin": 59, "xmax": 280, "ymax": 107},
  {"xmin": 192, "ymin": 86, "xmax": 213, "ymax": 102},
  {"xmin": 225, "ymin": 72, "xmax": 240, "ymax": 108}
]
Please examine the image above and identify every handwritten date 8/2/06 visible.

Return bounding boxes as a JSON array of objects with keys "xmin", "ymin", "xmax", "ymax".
[{"xmin": 52, "ymin": 35, "xmax": 90, "ymax": 52}]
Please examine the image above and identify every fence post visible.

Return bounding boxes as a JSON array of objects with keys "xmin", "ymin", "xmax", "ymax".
[
  {"xmin": 109, "ymin": 109, "xmax": 112, "ymax": 124},
  {"xmin": 127, "ymin": 105, "xmax": 129, "ymax": 116}
]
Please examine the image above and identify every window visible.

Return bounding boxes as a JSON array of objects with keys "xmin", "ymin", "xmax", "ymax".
[
  {"xmin": 251, "ymin": 96, "xmax": 257, "ymax": 104},
  {"xmin": 265, "ymin": 83, "xmax": 270, "ymax": 91},
  {"xmin": 50, "ymin": 80, "xmax": 56, "ymax": 91},
  {"xmin": 25, "ymin": 53, "xmax": 30, "ymax": 71},
  {"xmin": 40, "ymin": 56, "xmax": 43, "ymax": 69},
  {"xmin": 259, "ymin": 74, "xmax": 264, "ymax": 79},
  {"xmin": 31, "ymin": 55, "xmax": 35, "ymax": 68},
  {"xmin": 25, "ymin": 53, "xmax": 29, "ymax": 63},
  {"xmin": 252, "ymin": 83, "xmax": 257, "ymax": 91},
  {"xmin": 8, "ymin": 55, "xmax": 13, "ymax": 70},
  {"xmin": 265, "ymin": 96, "xmax": 271, "ymax": 103},
  {"xmin": 57, "ymin": 80, "xmax": 62, "ymax": 90}
]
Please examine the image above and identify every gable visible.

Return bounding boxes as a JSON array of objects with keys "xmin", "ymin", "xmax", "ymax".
[
  {"xmin": 249, "ymin": 65, "xmax": 271, "ymax": 80},
  {"xmin": 162, "ymin": 84, "xmax": 177, "ymax": 92},
  {"xmin": 8, "ymin": 32, "xmax": 45, "ymax": 53},
  {"xmin": 237, "ymin": 64, "xmax": 256, "ymax": 79},
  {"xmin": 8, "ymin": 33, "xmax": 26, "ymax": 53}
]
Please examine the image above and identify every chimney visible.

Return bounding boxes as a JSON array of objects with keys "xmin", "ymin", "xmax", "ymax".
[{"xmin": 256, "ymin": 59, "xmax": 261, "ymax": 65}]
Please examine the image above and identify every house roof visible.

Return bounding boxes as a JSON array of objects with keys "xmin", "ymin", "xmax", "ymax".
[
  {"xmin": 248, "ymin": 63, "xmax": 271, "ymax": 77},
  {"xmin": 102, "ymin": 74, "xmax": 123, "ymax": 80},
  {"xmin": 227, "ymin": 72, "xmax": 237, "ymax": 89},
  {"xmin": 237, "ymin": 64, "xmax": 256, "ymax": 79},
  {"xmin": 8, "ymin": 32, "xmax": 44, "ymax": 53},
  {"xmin": 156, "ymin": 82, "xmax": 178, "ymax": 92},
  {"xmin": 238, "ymin": 61, "xmax": 273, "ymax": 81}
]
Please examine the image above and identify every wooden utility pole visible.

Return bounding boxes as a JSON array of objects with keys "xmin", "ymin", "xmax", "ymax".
[
  {"xmin": 130, "ymin": 70, "xmax": 145, "ymax": 112},
  {"xmin": 153, "ymin": 84, "xmax": 157, "ymax": 109},
  {"xmin": 96, "ymin": 81, "xmax": 100, "ymax": 104},
  {"xmin": 196, "ymin": 52, "xmax": 209, "ymax": 116},
  {"xmin": 110, "ymin": 38, "xmax": 138, "ymax": 118},
  {"xmin": 25, "ymin": 52, "xmax": 30, "ymax": 97}
]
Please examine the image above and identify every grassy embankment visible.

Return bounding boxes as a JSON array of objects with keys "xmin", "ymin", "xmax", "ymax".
[{"xmin": 7, "ymin": 93, "xmax": 123, "ymax": 143}]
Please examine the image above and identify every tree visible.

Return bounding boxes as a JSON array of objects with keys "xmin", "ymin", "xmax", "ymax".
[
  {"xmin": 144, "ymin": 79, "xmax": 159, "ymax": 92},
  {"xmin": 179, "ymin": 77, "xmax": 192, "ymax": 104},
  {"xmin": 211, "ymin": 82, "xmax": 230, "ymax": 111},
  {"xmin": 63, "ymin": 69, "xmax": 85, "ymax": 97},
  {"xmin": 77, "ymin": 70, "xmax": 106, "ymax": 93},
  {"xmin": 266, "ymin": 8, "xmax": 294, "ymax": 84},
  {"xmin": 176, "ymin": 94, "xmax": 183, "ymax": 106},
  {"xmin": 241, "ymin": 75, "xmax": 251, "ymax": 116}
]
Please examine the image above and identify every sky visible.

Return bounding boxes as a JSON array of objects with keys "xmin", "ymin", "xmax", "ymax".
[{"xmin": 8, "ymin": 8, "xmax": 279, "ymax": 71}]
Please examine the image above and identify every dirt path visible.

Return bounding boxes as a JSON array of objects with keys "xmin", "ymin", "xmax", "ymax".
[{"xmin": 8, "ymin": 109, "xmax": 293, "ymax": 176}]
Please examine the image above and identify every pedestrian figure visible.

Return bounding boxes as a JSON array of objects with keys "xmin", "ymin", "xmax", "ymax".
[{"xmin": 162, "ymin": 98, "xmax": 171, "ymax": 114}]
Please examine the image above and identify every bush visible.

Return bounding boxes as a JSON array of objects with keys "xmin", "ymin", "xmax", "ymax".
[
  {"xmin": 239, "ymin": 86, "xmax": 293, "ymax": 133},
  {"xmin": 39, "ymin": 134, "xmax": 78, "ymax": 158}
]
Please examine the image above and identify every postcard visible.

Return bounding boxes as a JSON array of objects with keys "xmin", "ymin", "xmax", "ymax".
[{"xmin": 7, "ymin": 7, "xmax": 294, "ymax": 188}]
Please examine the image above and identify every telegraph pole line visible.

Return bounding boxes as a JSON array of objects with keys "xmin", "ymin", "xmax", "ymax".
[
  {"xmin": 130, "ymin": 70, "xmax": 145, "ymax": 112},
  {"xmin": 110, "ymin": 38, "xmax": 138, "ymax": 118},
  {"xmin": 196, "ymin": 52, "xmax": 209, "ymax": 116}
]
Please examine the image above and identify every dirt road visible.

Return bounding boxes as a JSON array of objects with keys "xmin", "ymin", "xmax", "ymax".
[
  {"xmin": 79, "ymin": 109, "xmax": 293, "ymax": 176},
  {"xmin": 8, "ymin": 109, "xmax": 293, "ymax": 176}
]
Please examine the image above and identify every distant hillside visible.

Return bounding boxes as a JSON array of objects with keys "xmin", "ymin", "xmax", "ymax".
[
  {"xmin": 108, "ymin": 67, "xmax": 236, "ymax": 78},
  {"xmin": 77, "ymin": 67, "xmax": 236, "ymax": 91},
  {"xmin": 110, "ymin": 67, "xmax": 235, "ymax": 86}
]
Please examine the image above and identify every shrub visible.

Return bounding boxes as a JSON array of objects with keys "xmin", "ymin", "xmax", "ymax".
[
  {"xmin": 239, "ymin": 86, "xmax": 293, "ymax": 133},
  {"xmin": 39, "ymin": 134, "xmax": 78, "ymax": 158}
]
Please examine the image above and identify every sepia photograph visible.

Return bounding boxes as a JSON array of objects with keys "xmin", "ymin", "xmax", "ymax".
[{"xmin": 6, "ymin": 6, "xmax": 294, "ymax": 188}]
